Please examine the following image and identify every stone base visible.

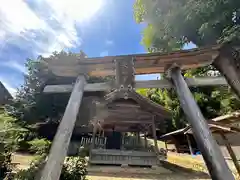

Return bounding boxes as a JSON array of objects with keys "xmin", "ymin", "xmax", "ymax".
[
  {"xmin": 88, "ymin": 165, "xmax": 173, "ymax": 175},
  {"xmin": 121, "ymin": 164, "xmax": 129, "ymax": 168}
]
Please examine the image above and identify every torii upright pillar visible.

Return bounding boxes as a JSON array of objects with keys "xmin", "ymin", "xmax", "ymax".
[
  {"xmin": 213, "ymin": 46, "xmax": 240, "ymax": 98},
  {"xmin": 170, "ymin": 66, "xmax": 234, "ymax": 180},
  {"xmin": 40, "ymin": 75, "xmax": 86, "ymax": 180}
]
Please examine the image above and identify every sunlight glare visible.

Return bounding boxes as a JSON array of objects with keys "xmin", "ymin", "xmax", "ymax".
[{"xmin": 47, "ymin": 0, "xmax": 104, "ymax": 23}]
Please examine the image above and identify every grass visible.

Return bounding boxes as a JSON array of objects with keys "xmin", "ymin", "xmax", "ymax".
[
  {"xmin": 167, "ymin": 151, "xmax": 240, "ymax": 180},
  {"xmin": 11, "ymin": 144, "xmax": 240, "ymax": 180},
  {"xmin": 148, "ymin": 139, "xmax": 240, "ymax": 180},
  {"xmin": 167, "ymin": 152, "xmax": 207, "ymax": 173}
]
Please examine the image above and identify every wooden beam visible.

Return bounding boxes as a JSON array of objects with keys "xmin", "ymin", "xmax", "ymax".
[
  {"xmin": 152, "ymin": 116, "xmax": 159, "ymax": 154},
  {"xmin": 43, "ymin": 45, "xmax": 220, "ymax": 77},
  {"xmin": 102, "ymin": 120, "xmax": 153, "ymax": 124},
  {"xmin": 213, "ymin": 47, "xmax": 240, "ymax": 98},
  {"xmin": 40, "ymin": 75, "xmax": 86, "ymax": 180},
  {"xmin": 144, "ymin": 132, "xmax": 148, "ymax": 149},
  {"xmin": 170, "ymin": 66, "xmax": 234, "ymax": 180},
  {"xmin": 104, "ymin": 116, "xmax": 156, "ymax": 122},
  {"xmin": 220, "ymin": 132, "xmax": 240, "ymax": 176},
  {"xmin": 44, "ymin": 82, "xmax": 112, "ymax": 93},
  {"xmin": 91, "ymin": 120, "xmax": 98, "ymax": 149},
  {"xmin": 107, "ymin": 108, "xmax": 151, "ymax": 114},
  {"xmin": 107, "ymin": 110, "xmax": 152, "ymax": 119},
  {"xmin": 108, "ymin": 103, "xmax": 141, "ymax": 108},
  {"xmin": 186, "ymin": 134, "xmax": 194, "ymax": 155},
  {"xmin": 136, "ymin": 77, "xmax": 227, "ymax": 89},
  {"xmin": 164, "ymin": 141, "xmax": 168, "ymax": 151},
  {"xmin": 137, "ymin": 132, "xmax": 140, "ymax": 145},
  {"xmin": 43, "ymin": 77, "xmax": 227, "ymax": 93}
]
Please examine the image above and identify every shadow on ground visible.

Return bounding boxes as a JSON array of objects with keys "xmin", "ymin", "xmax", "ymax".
[
  {"xmin": 161, "ymin": 161, "xmax": 210, "ymax": 178},
  {"xmin": 87, "ymin": 161, "xmax": 210, "ymax": 180}
]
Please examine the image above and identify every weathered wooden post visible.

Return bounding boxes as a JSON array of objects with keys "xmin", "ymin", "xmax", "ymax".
[
  {"xmin": 170, "ymin": 66, "xmax": 234, "ymax": 180},
  {"xmin": 186, "ymin": 134, "xmax": 194, "ymax": 155},
  {"xmin": 144, "ymin": 132, "xmax": 148, "ymax": 149},
  {"xmin": 219, "ymin": 131, "xmax": 240, "ymax": 176},
  {"xmin": 137, "ymin": 131, "xmax": 140, "ymax": 146},
  {"xmin": 91, "ymin": 120, "xmax": 98, "ymax": 149},
  {"xmin": 164, "ymin": 141, "xmax": 168, "ymax": 152},
  {"xmin": 213, "ymin": 46, "xmax": 240, "ymax": 98},
  {"xmin": 152, "ymin": 116, "xmax": 159, "ymax": 153},
  {"xmin": 40, "ymin": 75, "xmax": 86, "ymax": 180}
]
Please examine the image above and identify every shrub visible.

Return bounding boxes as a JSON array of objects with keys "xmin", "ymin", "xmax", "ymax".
[
  {"xmin": 0, "ymin": 144, "xmax": 13, "ymax": 179},
  {"xmin": 28, "ymin": 138, "xmax": 51, "ymax": 155},
  {"xmin": 78, "ymin": 145, "xmax": 90, "ymax": 157},
  {"xmin": 61, "ymin": 157, "xmax": 88, "ymax": 180},
  {"xmin": 14, "ymin": 137, "xmax": 51, "ymax": 180},
  {"xmin": 0, "ymin": 109, "xmax": 22, "ymax": 179},
  {"xmin": 14, "ymin": 156, "xmax": 87, "ymax": 180},
  {"xmin": 14, "ymin": 155, "xmax": 46, "ymax": 180}
]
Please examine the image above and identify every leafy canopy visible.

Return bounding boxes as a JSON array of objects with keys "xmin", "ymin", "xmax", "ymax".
[
  {"xmin": 134, "ymin": 0, "xmax": 240, "ymax": 130},
  {"xmin": 6, "ymin": 51, "xmax": 114, "ymax": 142},
  {"xmin": 134, "ymin": 0, "xmax": 240, "ymax": 52}
]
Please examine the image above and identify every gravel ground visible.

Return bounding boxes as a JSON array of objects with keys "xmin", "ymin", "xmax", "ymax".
[
  {"xmin": 87, "ymin": 164, "xmax": 210, "ymax": 180},
  {"xmin": 88, "ymin": 174, "xmax": 210, "ymax": 180}
]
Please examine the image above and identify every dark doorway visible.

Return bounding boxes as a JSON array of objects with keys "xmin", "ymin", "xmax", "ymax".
[{"xmin": 106, "ymin": 131, "xmax": 122, "ymax": 149}]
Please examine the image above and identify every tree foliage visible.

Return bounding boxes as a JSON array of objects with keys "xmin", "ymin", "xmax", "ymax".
[
  {"xmin": 6, "ymin": 57, "xmax": 69, "ymax": 125},
  {"xmin": 0, "ymin": 107, "xmax": 29, "ymax": 151},
  {"xmin": 134, "ymin": 0, "xmax": 240, "ymax": 130},
  {"xmin": 138, "ymin": 75, "xmax": 240, "ymax": 131},
  {"xmin": 7, "ymin": 51, "xmax": 112, "ymax": 125},
  {"xmin": 0, "ymin": 107, "xmax": 29, "ymax": 179},
  {"xmin": 134, "ymin": 0, "xmax": 240, "ymax": 52}
]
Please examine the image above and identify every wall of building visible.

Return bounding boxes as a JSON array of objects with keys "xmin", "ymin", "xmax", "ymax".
[{"xmin": 214, "ymin": 133, "xmax": 240, "ymax": 160}]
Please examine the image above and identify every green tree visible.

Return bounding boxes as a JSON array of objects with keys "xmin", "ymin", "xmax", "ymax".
[
  {"xmin": 134, "ymin": 0, "xmax": 240, "ymax": 130},
  {"xmin": 138, "ymin": 76, "xmax": 240, "ymax": 131},
  {"xmin": 6, "ymin": 51, "xmax": 114, "ymax": 140},
  {"xmin": 134, "ymin": 0, "xmax": 240, "ymax": 52},
  {"xmin": 0, "ymin": 107, "xmax": 29, "ymax": 179},
  {"xmin": 6, "ymin": 61, "xmax": 65, "ymax": 126}
]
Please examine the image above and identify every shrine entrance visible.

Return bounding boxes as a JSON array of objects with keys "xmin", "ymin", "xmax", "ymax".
[
  {"xmin": 40, "ymin": 43, "xmax": 239, "ymax": 180},
  {"xmin": 106, "ymin": 130, "xmax": 122, "ymax": 150}
]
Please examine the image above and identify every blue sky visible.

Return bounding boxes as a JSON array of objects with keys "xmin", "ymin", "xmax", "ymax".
[{"xmin": 0, "ymin": 0, "xmax": 196, "ymax": 96}]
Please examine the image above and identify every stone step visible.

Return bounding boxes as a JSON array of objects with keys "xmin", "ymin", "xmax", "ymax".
[{"xmin": 87, "ymin": 165, "xmax": 173, "ymax": 176}]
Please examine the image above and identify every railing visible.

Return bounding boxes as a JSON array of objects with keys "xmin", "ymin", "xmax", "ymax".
[
  {"xmin": 121, "ymin": 136, "xmax": 148, "ymax": 151},
  {"xmin": 80, "ymin": 136, "xmax": 106, "ymax": 149},
  {"xmin": 90, "ymin": 149, "xmax": 161, "ymax": 166}
]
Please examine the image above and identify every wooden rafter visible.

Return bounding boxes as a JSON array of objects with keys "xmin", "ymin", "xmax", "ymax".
[{"xmin": 101, "ymin": 90, "xmax": 170, "ymax": 118}]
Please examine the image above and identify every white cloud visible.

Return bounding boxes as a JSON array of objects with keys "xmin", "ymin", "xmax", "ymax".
[
  {"xmin": 0, "ymin": 0, "xmax": 104, "ymax": 56},
  {"xmin": 106, "ymin": 40, "xmax": 114, "ymax": 46},
  {"xmin": 1, "ymin": 60, "xmax": 27, "ymax": 74},
  {"xmin": 0, "ymin": 0, "xmax": 47, "ymax": 38},
  {"xmin": 31, "ymin": 0, "xmax": 104, "ymax": 56},
  {"xmin": 100, "ymin": 51, "xmax": 108, "ymax": 57},
  {"xmin": 45, "ymin": 0, "xmax": 103, "ymax": 24},
  {"xmin": 0, "ymin": 0, "xmax": 104, "ymax": 93}
]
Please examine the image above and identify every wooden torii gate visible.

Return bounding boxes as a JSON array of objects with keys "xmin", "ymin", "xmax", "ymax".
[{"xmin": 40, "ymin": 44, "xmax": 239, "ymax": 180}]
